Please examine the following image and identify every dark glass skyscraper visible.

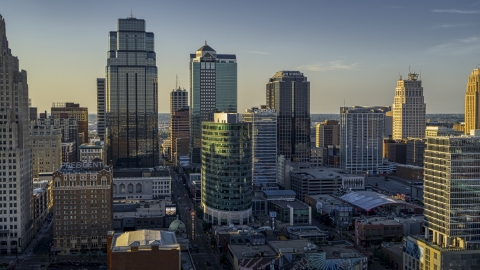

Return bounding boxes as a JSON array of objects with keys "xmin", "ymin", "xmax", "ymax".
[
  {"xmin": 104, "ymin": 17, "xmax": 158, "ymax": 168},
  {"xmin": 189, "ymin": 43, "xmax": 237, "ymax": 164},
  {"xmin": 266, "ymin": 71, "xmax": 310, "ymax": 163}
]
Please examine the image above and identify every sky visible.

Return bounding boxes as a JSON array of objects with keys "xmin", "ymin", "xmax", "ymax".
[{"xmin": 2, "ymin": 0, "xmax": 480, "ymax": 114}]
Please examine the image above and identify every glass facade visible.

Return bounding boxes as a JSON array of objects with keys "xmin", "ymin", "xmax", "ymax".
[
  {"xmin": 201, "ymin": 118, "xmax": 252, "ymax": 213},
  {"xmin": 190, "ymin": 43, "xmax": 237, "ymax": 164},
  {"xmin": 105, "ymin": 18, "xmax": 158, "ymax": 168},
  {"xmin": 266, "ymin": 71, "xmax": 310, "ymax": 163},
  {"xmin": 424, "ymin": 136, "xmax": 480, "ymax": 249},
  {"xmin": 242, "ymin": 107, "xmax": 277, "ymax": 188},
  {"xmin": 340, "ymin": 106, "xmax": 390, "ymax": 174}
]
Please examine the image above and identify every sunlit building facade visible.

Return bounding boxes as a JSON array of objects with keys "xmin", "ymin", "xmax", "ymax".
[
  {"xmin": 392, "ymin": 72, "xmax": 426, "ymax": 140},
  {"xmin": 104, "ymin": 17, "xmax": 158, "ymax": 168},
  {"xmin": 201, "ymin": 113, "xmax": 252, "ymax": 225},
  {"xmin": 465, "ymin": 68, "xmax": 480, "ymax": 134},
  {"xmin": 189, "ymin": 43, "xmax": 237, "ymax": 164}
]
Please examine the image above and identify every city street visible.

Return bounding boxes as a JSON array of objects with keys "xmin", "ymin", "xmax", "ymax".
[{"xmin": 170, "ymin": 168, "xmax": 223, "ymax": 270}]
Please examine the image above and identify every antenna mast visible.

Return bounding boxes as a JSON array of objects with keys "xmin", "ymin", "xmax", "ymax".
[{"xmin": 176, "ymin": 74, "xmax": 178, "ymax": 89}]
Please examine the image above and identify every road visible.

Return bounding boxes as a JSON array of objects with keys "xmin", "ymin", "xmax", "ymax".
[{"xmin": 169, "ymin": 168, "xmax": 223, "ymax": 270}]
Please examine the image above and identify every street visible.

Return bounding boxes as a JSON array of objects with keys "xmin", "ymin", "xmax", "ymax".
[{"xmin": 169, "ymin": 168, "xmax": 223, "ymax": 270}]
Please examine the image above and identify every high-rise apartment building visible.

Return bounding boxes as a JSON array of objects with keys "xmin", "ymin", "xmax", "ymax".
[
  {"xmin": 404, "ymin": 133, "xmax": 480, "ymax": 270},
  {"xmin": 392, "ymin": 72, "xmax": 426, "ymax": 140},
  {"xmin": 96, "ymin": 78, "xmax": 106, "ymax": 141},
  {"xmin": 242, "ymin": 106, "xmax": 277, "ymax": 189},
  {"xmin": 266, "ymin": 71, "xmax": 310, "ymax": 163},
  {"xmin": 201, "ymin": 113, "xmax": 252, "ymax": 225},
  {"xmin": 170, "ymin": 87, "xmax": 189, "ymax": 164},
  {"xmin": 315, "ymin": 120, "xmax": 340, "ymax": 148},
  {"xmin": 340, "ymin": 106, "xmax": 390, "ymax": 174},
  {"xmin": 189, "ymin": 42, "xmax": 237, "ymax": 164},
  {"xmin": 104, "ymin": 17, "xmax": 158, "ymax": 168},
  {"xmin": 33, "ymin": 117, "xmax": 79, "ymax": 163},
  {"xmin": 0, "ymin": 14, "xmax": 33, "ymax": 254},
  {"xmin": 51, "ymin": 102, "xmax": 88, "ymax": 144},
  {"xmin": 52, "ymin": 163, "xmax": 113, "ymax": 255},
  {"xmin": 465, "ymin": 68, "xmax": 480, "ymax": 134},
  {"xmin": 29, "ymin": 125, "xmax": 62, "ymax": 178}
]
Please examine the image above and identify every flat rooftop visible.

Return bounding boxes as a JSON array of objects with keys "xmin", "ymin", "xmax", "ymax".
[
  {"xmin": 382, "ymin": 242, "xmax": 403, "ymax": 257},
  {"xmin": 305, "ymin": 194, "xmax": 343, "ymax": 204},
  {"xmin": 267, "ymin": 239, "xmax": 313, "ymax": 254},
  {"xmin": 269, "ymin": 200, "xmax": 309, "ymax": 209},
  {"xmin": 322, "ymin": 241, "xmax": 365, "ymax": 259},
  {"xmin": 113, "ymin": 201, "xmax": 164, "ymax": 218},
  {"xmin": 229, "ymin": 243, "xmax": 276, "ymax": 259},
  {"xmin": 356, "ymin": 217, "xmax": 401, "ymax": 226},
  {"xmin": 286, "ymin": 226, "xmax": 327, "ymax": 237},
  {"xmin": 291, "ymin": 167, "xmax": 343, "ymax": 179}
]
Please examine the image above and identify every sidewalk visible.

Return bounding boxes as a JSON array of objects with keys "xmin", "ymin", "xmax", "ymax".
[{"xmin": 22, "ymin": 220, "xmax": 52, "ymax": 259}]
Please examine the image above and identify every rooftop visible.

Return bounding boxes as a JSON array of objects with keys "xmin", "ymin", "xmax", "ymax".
[
  {"xmin": 228, "ymin": 243, "xmax": 277, "ymax": 259},
  {"xmin": 356, "ymin": 217, "xmax": 402, "ymax": 226},
  {"xmin": 340, "ymin": 191, "xmax": 413, "ymax": 210},
  {"xmin": 267, "ymin": 239, "xmax": 314, "ymax": 254},
  {"xmin": 111, "ymin": 230, "xmax": 178, "ymax": 252},
  {"xmin": 269, "ymin": 200, "xmax": 309, "ymax": 209},
  {"xmin": 322, "ymin": 240, "xmax": 365, "ymax": 260},
  {"xmin": 286, "ymin": 226, "xmax": 327, "ymax": 237},
  {"xmin": 382, "ymin": 242, "xmax": 404, "ymax": 257}
]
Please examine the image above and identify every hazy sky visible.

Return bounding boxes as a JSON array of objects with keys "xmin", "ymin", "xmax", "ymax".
[{"xmin": 2, "ymin": 1, "xmax": 480, "ymax": 113}]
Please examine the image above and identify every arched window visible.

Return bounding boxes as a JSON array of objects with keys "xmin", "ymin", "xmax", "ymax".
[
  {"xmin": 112, "ymin": 184, "xmax": 117, "ymax": 194},
  {"xmin": 127, "ymin": 183, "xmax": 134, "ymax": 193},
  {"xmin": 120, "ymin": 184, "xmax": 125, "ymax": 194},
  {"xmin": 136, "ymin": 183, "xmax": 142, "ymax": 193}
]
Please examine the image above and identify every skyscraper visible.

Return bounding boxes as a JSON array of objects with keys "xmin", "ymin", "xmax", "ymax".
[
  {"xmin": 189, "ymin": 42, "xmax": 237, "ymax": 164},
  {"xmin": 464, "ymin": 68, "xmax": 480, "ymax": 134},
  {"xmin": 170, "ymin": 87, "xmax": 189, "ymax": 163},
  {"xmin": 404, "ymin": 133, "xmax": 480, "ymax": 270},
  {"xmin": 266, "ymin": 71, "xmax": 310, "ymax": 163},
  {"xmin": 340, "ymin": 106, "xmax": 390, "ymax": 174},
  {"xmin": 201, "ymin": 113, "xmax": 252, "ymax": 225},
  {"xmin": 170, "ymin": 87, "xmax": 188, "ymax": 115},
  {"xmin": 0, "ymin": 14, "xmax": 33, "ymax": 254},
  {"xmin": 315, "ymin": 120, "xmax": 340, "ymax": 148},
  {"xmin": 97, "ymin": 78, "xmax": 106, "ymax": 141},
  {"xmin": 104, "ymin": 17, "xmax": 158, "ymax": 168},
  {"xmin": 392, "ymin": 72, "xmax": 426, "ymax": 140},
  {"xmin": 242, "ymin": 106, "xmax": 277, "ymax": 189}
]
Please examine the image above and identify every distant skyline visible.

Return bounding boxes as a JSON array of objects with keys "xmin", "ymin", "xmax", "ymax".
[{"xmin": 2, "ymin": 0, "xmax": 480, "ymax": 114}]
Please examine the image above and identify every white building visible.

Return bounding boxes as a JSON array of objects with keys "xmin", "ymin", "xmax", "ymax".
[
  {"xmin": 29, "ymin": 125, "xmax": 62, "ymax": 178},
  {"xmin": 340, "ymin": 106, "xmax": 390, "ymax": 174},
  {"xmin": 0, "ymin": 15, "xmax": 34, "ymax": 254},
  {"xmin": 392, "ymin": 72, "xmax": 426, "ymax": 140},
  {"xmin": 242, "ymin": 106, "xmax": 277, "ymax": 189},
  {"xmin": 113, "ymin": 168, "xmax": 171, "ymax": 200},
  {"xmin": 79, "ymin": 141, "xmax": 106, "ymax": 164}
]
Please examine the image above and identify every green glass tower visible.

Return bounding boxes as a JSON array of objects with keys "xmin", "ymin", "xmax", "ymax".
[{"xmin": 201, "ymin": 113, "xmax": 252, "ymax": 225}]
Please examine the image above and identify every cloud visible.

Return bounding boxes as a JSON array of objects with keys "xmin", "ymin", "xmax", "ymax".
[
  {"xmin": 248, "ymin": 51, "xmax": 268, "ymax": 55},
  {"xmin": 297, "ymin": 61, "xmax": 358, "ymax": 72},
  {"xmin": 431, "ymin": 9, "xmax": 480, "ymax": 14},
  {"xmin": 433, "ymin": 23, "xmax": 474, "ymax": 29},
  {"xmin": 428, "ymin": 36, "xmax": 480, "ymax": 55}
]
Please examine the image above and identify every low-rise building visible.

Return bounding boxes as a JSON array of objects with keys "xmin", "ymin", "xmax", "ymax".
[
  {"xmin": 268, "ymin": 200, "xmax": 311, "ymax": 226},
  {"xmin": 79, "ymin": 141, "xmax": 106, "ymax": 164},
  {"xmin": 381, "ymin": 242, "xmax": 403, "ymax": 270},
  {"xmin": 354, "ymin": 217, "xmax": 404, "ymax": 248},
  {"xmin": 113, "ymin": 167, "xmax": 171, "ymax": 200},
  {"xmin": 113, "ymin": 200, "xmax": 166, "ymax": 232},
  {"xmin": 107, "ymin": 230, "xmax": 181, "ymax": 270},
  {"xmin": 285, "ymin": 226, "xmax": 328, "ymax": 243}
]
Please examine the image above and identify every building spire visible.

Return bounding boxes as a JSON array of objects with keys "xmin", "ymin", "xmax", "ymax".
[{"xmin": 130, "ymin": 8, "xmax": 133, "ymax": 18}]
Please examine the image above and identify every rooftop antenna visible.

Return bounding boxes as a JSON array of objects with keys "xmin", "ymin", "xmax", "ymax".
[
  {"xmin": 176, "ymin": 74, "xmax": 178, "ymax": 89},
  {"xmin": 130, "ymin": 8, "xmax": 133, "ymax": 18},
  {"xmin": 409, "ymin": 66, "xmax": 411, "ymax": 74}
]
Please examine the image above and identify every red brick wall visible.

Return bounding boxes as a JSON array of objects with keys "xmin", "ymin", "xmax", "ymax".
[{"xmin": 110, "ymin": 249, "xmax": 180, "ymax": 270}]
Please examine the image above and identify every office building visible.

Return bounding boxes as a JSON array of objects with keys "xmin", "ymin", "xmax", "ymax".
[
  {"xmin": 29, "ymin": 125, "xmax": 62, "ymax": 178},
  {"xmin": 406, "ymin": 138, "xmax": 425, "ymax": 167},
  {"xmin": 170, "ymin": 87, "xmax": 189, "ymax": 164},
  {"xmin": 0, "ymin": 14, "xmax": 33, "ymax": 254},
  {"xmin": 33, "ymin": 117, "xmax": 79, "ymax": 162},
  {"xmin": 425, "ymin": 126, "xmax": 462, "ymax": 137},
  {"xmin": 383, "ymin": 139, "xmax": 407, "ymax": 164},
  {"xmin": 51, "ymin": 102, "xmax": 88, "ymax": 144},
  {"xmin": 266, "ymin": 71, "xmax": 310, "ymax": 163},
  {"xmin": 112, "ymin": 167, "xmax": 171, "ymax": 200},
  {"xmin": 242, "ymin": 106, "xmax": 277, "ymax": 189},
  {"xmin": 392, "ymin": 72, "xmax": 426, "ymax": 140},
  {"xmin": 189, "ymin": 42, "xmax": 237, "ymax": 163},
  {"xmin": 79, "ymin": 141, "xmax": 106, "ymax": 165},
  {"xmin": 465, "ymin": 68, "xmax": 480, "ymax": 134},
  {"xmin": 51, "ymin": 162, "xmax": 113, "ymax": 255},
  {"xmin": 97, "ymin": 78, "xmax": 106, "ymax": 141},
  {"xmin": 340, "ymin": 106, "xmax": 390, "ymax": 174},
  {"xmin": 201, "ymin": 113, "xmax": 252, "ymax": 225},
  {"xmin": 403, "ymin": 134, "xmax": 480, "ymax": 270},
  {"xmin": 104, "ymin": 17, "xmax": 159, "ymax": 168},
  {"xmin": 107, "ymin": 230, "xmax": 180, "ymax": 270},
  {"xmin": 315, "ymin": 120, "xmax": 340, "ymax": 148}
]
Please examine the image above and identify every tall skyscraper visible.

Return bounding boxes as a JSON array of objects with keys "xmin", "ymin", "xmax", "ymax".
[
  {"xmin": 315, "ymin": 120, "xmax": 340, "ymax": 148},
  {"xmin": 340, "ymin": 106, "xmax": 390, "ymax": 174},
  {"xmin": 266, "ymin": 71, "xmax": 310, "ymax": 163},
  {"xmin": 29, "ymin": 125, "xmax": 62, "ymax": 178},
  {"xmin": 0, "ymin": 14, "xmax": 33, "ymax": 254},
  {"xmin": 170, "ymin": 87, "xmax": 189, "ymax": 163},
  {"xmin": 189, "ymin": 42, "xmax": 237, "ymax": 164},
  {"xmin": 392, "ymin": 72, "xmax": 426, "ymax": 140},
  {"xmin": 170, "ymin": 87, "xmax": 188, "ymax": 115},
  {"xmin": 465, "ymin": 68, "xmax": 480, "ymax": 134},
  {"xmin": 201, "ymin": 113, "xmax": 252, "ymax": 225},
  {"xmin": 97, "ymin": 78, "xmax": 106, "ymax": 141},
  {"xmin": 104, "ymin": 17, "xmax": 158, "ymax": 168},
  {"xmin": 404, "ymin": 133, "xmax": 480, "ymax": 270},
  {"xmin": 242, "ymin": 106, "xmax": 277, "ymax": 189},
  {"xmin": 51, "ymin": 102, "xmax": 88, "ymax": 144}
]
